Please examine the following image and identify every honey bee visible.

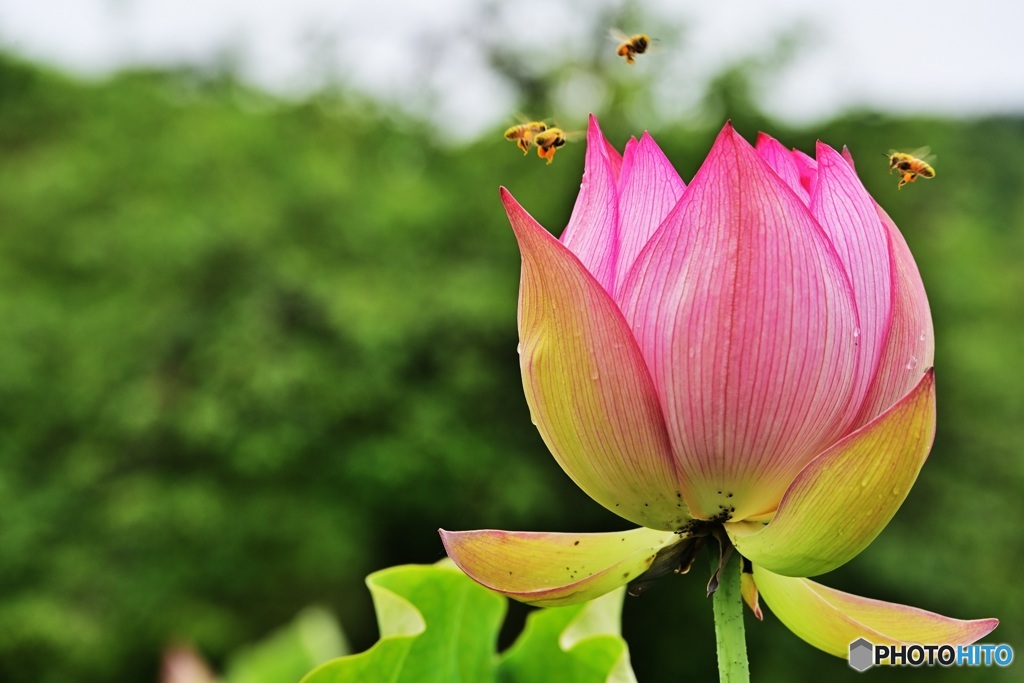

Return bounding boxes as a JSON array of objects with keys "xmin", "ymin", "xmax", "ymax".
[
  {"xmin": 885, "ymin": 148, "xmax": 935, "ymax": 189},
  {"xmin": 533, "ymin": 127, "xmax": 581, "ymax": 164},
  {"xmin": 504, "ymin": 119, "xmax": 548, "ymax": 155},
  {"xmin": 610, "ymin": 29, "xmax": 651, "ymax": 64}
]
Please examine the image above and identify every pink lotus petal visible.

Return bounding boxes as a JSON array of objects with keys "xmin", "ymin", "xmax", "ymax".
[
  {"xmin": 754, "ymin": 565, "xmax": 999, "ymax": 658},
  {"xmin": 613, "ymin": 132, "xmax": 687, "ymax": 297},
  {"xmin": 440, "ymin": 527, "xmax": 679, "ymax": 607},
  {"xmin": 755, "ymin": 132, "xmax": 808, "ymax": 204},
  {"xmin": 604, "ymin": 132, "xmax": 624, "ymax": 184},
  {"xmin": 810, "ymin": 142, "xmax": 894, "ymax": 429},
  {"xmin": 853, "ymin": 204, "xmax": 934, "ymax": 427},
  {"xmin": 618, "ymin": 123, "xmax": 860, "ymax": 521},
  {"xmin": 558, "ymin": 115, "xmax": 619, "ymax": 292},
  {"xmin": 792, "ymin": 148, "xmax": 818, "ymax": 197},
  {"xmin": 841, "ymin": 145, "xmax": 857, "ymax": 169},
  {"xmin": 728, "ymin": 370, "xmax": 935, "ymax": 577},
  {"xmin": 503, "ymin": 188, "xmax": 691, "ymax": 530}
]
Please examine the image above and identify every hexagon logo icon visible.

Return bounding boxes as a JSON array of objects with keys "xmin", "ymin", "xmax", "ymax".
[{"xmin": 848, "ymin": 638, "xmax": 874, "ymax": 672}]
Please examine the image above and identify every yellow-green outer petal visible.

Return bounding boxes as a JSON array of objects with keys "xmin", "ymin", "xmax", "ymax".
[
  {"xmin": 729, "ymin": 370, "xmax": 935, "ymax": 577},
  {"xmin": 502, "ymin": 188, "xmax": 690, "ymax": 530},
  {"xmin": 754, "ymin": 565, "xmax": 999, "ymax": 658},
  {"xmin": 439, "ymin": 527, "xmax": 679, "ymax": 607}
]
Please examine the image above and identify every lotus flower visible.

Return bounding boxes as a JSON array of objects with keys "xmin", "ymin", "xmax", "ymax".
[{"xmin": 440, "ymin": 116, "xmax": 997, "ymax": 658}]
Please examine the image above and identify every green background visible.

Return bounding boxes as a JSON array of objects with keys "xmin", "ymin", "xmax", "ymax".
[{"xmin": 0, "ymin": 14, "xmax": 1020, "ymax": 682}]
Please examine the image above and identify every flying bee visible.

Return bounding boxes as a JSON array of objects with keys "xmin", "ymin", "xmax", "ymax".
[
  {"xmin": 533, "ymin": 127, "xmax": 581, "ymax": 164},
  {"xmin": 885, "ymin": 148, "xmax": 935, "ymax": 189},
  {"xmin": 610, "ymin": 29, "xmax": 651, "ymax": 64},
  {"xmin": 504, "ymin": 119, "xmax": 548, "ymax": 155}
]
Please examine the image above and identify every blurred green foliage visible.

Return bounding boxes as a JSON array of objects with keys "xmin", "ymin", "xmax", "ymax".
[
  {"xmin": 225, "ymin": 607, "xmax": 346, "ymax": 683},
  {"xmin": 0, "ymin": 42, "xmax": 1020, "ymax": 683}
]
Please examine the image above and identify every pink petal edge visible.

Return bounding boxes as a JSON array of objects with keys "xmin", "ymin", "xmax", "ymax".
[
  {"xmin": 809, "ymin": 141, "xmax": 894, "ymax": 433},
  {"xmin": 852, "ymin": 203, "xmax": 934, "ymax": 428},
  {"xmin": 612, "ymin": 131, "xmax": 686, "ymax": 298},
  {"xmin": 558, "ymin": 115, "xmax": 619, "ymax": 293}
]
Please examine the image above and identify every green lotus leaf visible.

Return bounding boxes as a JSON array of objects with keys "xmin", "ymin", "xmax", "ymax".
[
  {"xmin": 301, "ymin": 562, "xmax": 505, "ymax": 683},
  {"xmin": 301, "ymin": 562, "xmax": 636, "ymax": 683},
  {"xmin": 498, "ymin": 586, "xmax": 636, "ymax": 683}
]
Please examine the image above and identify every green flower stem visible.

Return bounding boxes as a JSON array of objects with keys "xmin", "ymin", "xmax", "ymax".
[{"xmin": 713, "ymin": 553, "xmax": 750, "ymax": 683}]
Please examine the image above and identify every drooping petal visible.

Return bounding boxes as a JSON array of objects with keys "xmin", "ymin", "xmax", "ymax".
[
  {"xmin": 439, "ymin": 527, "xmax": 680, "ymax": 607},
  {"xmin": 810, "ymin": 142, "xmax": 893, "ymax": 430},
  {"xmin": 503, "ymin": 189, "xmax": 691, "ymax": 530},
  {"xmin": 728, "ymin": 370, "xmax": 935, "ymax": 577},
  {"xmin": 613, "ymin": 132, "xmax": 686, "ymax": 297},
  {"xmin": 740, "ymin": 564, "xmax": 763, "ymax": 621},
  {"xmin": 618, "ymin": 123, "xmax": 860, "ymax": 521},
  {"xmin": 755, "ymin": 132, "xmax": 808, "ymax": 205},
  {"xmin": 753, "ymin": 565, "xmax": 999, "ymax": 658},
  {"xmin": 558, "ymin": 115, "xmax": 619, "ymax": 292},
  {"xmin": 852, "ymin": 204, "xmax": 934, "ymax": 428}
]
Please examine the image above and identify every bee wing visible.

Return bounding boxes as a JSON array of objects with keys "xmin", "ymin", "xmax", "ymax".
[
  {"xmin": 608, "ymin": 28, "xmax": 631, "ymax": 42},
  {"xmin": 908, "ymin": 146, "xmax": 936, "ymax": 163},
  {"xmin": 512, "ymin": 113, "xmax": 547, "ymax": 125}
]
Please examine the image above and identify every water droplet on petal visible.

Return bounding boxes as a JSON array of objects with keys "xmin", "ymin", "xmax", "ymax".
[
  {"xmin": 905, "ymin": 355, "xmax": 918, "ymax": 371},
  {"xmin": 688, "ymin": 347, "xmax": 696, "ymax": 359},
  {"xmin": 860, "ymin": 478, "xmax": 870, "ymax": 488},
  {"xmin": 853, "ymin": 327, "xmax": 861, "ymax": 339},
  {"xmin": 591, "ymin": 371, "xmax": 600, "ymax": 381},
  {"xmin": 891, "ymin": 486, "xmax": 901, "ymax": 496}
]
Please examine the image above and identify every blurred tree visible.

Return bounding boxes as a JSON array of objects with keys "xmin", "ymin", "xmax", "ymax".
[{"xmin": 0, "ymin": 52, "xmax": 595, "ymax": 682}]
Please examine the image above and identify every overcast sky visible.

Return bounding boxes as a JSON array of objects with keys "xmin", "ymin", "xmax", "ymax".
[{"xmin": 1, "ymin": 0, "xmax": 1021, "ymax": 139}]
